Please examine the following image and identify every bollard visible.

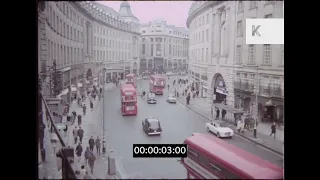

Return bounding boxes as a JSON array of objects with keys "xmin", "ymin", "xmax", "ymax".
[{"xmin": 108, "ymin": 156, "xmax": 116, "ymax": 175}]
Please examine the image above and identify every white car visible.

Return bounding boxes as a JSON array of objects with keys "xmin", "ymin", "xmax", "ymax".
[
  {"xmin": 166, "ymin": 94, "xmax": 177, "ymax": 103},
  {"xmin": 205, "ymin": 122, "xmax": 234, "ymax": 138}
]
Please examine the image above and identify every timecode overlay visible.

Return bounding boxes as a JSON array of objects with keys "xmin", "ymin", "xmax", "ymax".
[{"xmin": 133, "ymin": 144, "xmax": 188, "ymax": 158}]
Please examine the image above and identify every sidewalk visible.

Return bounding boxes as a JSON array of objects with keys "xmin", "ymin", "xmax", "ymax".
[
  {"xmin": 172, "ymin": 78, "xmax": 284, "ymax": 155},
  {"xmin": 63, "ymin": 83, "xmax": 121, "ymax": 179}
]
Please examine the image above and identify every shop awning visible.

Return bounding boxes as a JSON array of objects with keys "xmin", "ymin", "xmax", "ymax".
[{"xmin": 214, "ymin": 103, "xmax": 245, "ymax": 114}]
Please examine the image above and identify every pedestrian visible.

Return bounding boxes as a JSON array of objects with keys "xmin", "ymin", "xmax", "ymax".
[
  {"xmin": 78, "ymin": 114, "xmax": 82, "ymax": 126},
  {"xmin": 222, "ymin": 109, "xmax": 226, "ymax": 121},
  {"xmin": 253, "ymin": 119, "xmax": 258, "ymax": 138},
  {"xmin": 270, "ymin": 122, "xmax": 276, "ymax": 138},
  {"xmin": 100, "ymin": 87, "xmax": 102, "ymax": 94},
  {"xmin": 80, "ymin": 165, "xmax": 87, "ymax": 178},
  {"xmin": 84, "ymin": 147, "xmax": 91, "ymax": 164},
  {"xmin": 215, "ymin": 109, "xmax": 220, "ymax": 120},
  {"xmin": 73, "ymin": 126, "xmax": 78, "ymax": 144},
  {"xmin": 237, "ymin": 119, "xmax": 241, "ymax": 133},
  {"xmin": 88, "ymin": 136, "xmax": 95, "ymax": 152},
  {"xmin": 90, "ymin": 101, "xmax": 93, "ymax": 111},
  {"xmin": 78, "ymin": 126, "xmax": 84, "ymax": 143},
  {"xmin": 88, "ymin": 152, "xmax": 96, "ymax": 174},
  {"xmin": 83, "ymin": 104, "xmax": 87, "ymax": 116},
  {"xmin": 75, "ymin": 142, "xmax": 83, "ymax": 162},
  {"xmin": 196, "ymin": 90, "xmax": 199, "ymax": 98},
  {"xmin": 83, "ymin": 171, "xmax": 92, "ymax": 179},
  {"xmin": 66, "ymin": 114, "xmax": 71, "ymax": 126},
  {"xmin": 64, "ymin": 123, "xmax": 68, "ymax": 137},
  {"xmin": 95, "ymin": 136, "xmax": 101, "ymax": 155}
]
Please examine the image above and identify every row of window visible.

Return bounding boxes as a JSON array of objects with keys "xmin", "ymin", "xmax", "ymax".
[
  {"xmin": 237, "ymin": 1, "xmax": 275, "ymax": 13},
  {"xmin": 48, "ymin": 3, "xmax": 84, "ymax": 43},
  {"xmin": 236, "ymin": 14, "xmax": 272, "ymax": 37},
  {"xmin": 93, "ymin": 25, "xmax": 132, "ymax": 41},
  {"xmin": 190, "ymin": 29, "xmax": 210, "ymax": 45},
  {"xmin": 235, "ymin": 73, "xmax": 283, "ymax": 91},
  {"xmin": 93, "ymin": 50, "xmax": 131, "ymax": 62},
  {"xmin": 236, "ymin": 44, "xmax": 283, "ymax": 66},
  {"xmin": 141, "ymin": 44, "xmax": 188, "ymax": 57},
  {"xmin": 93, "ymin": 36, "xmax": 131, "ymax": 50},
  {"xmin": 190, "ymin": 13, "xmax": 210, "ymax": 30},
  {"xmin": 142, "ymin": 38, "xmax": 188, "ymax": 46},
  {"xmin": 190, "ymin": 48, "xmax": 210, "ymax": 63}
]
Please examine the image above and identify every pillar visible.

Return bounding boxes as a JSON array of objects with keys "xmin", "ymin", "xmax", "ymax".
[{"xmin": 214, "ymin": 11, "xmax": 221, "ymax": 55}]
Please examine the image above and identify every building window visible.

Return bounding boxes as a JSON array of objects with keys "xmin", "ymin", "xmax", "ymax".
[
  {"xmin": 206, "ymin": 48, "xmax": 209, "ymax": 62},
  {"xmin": 202, "ymin": 31, "xmax": 204, "ymax": 42},
  {"xmin": 263, "ymin": 44, "xmax": 272, "ymax": 65},
  {"xmin": 207, "ymin": 14, "xmax": 209, "ymax": 24},
  {"xmin": 206, "ymin": 29, "xmax": 209, "ymax": 41},
  {"xmin": 249, "ymin": 1, "xmax": 257, "ymax": 9},
  {"xmin": 202, "ymin": 16, "xmax": 204, "ymax": 25},
  {"xmin": 201, "ymin": 48, "xmax": 204, "ymax": 62},
  {"xmin": 142, "ymin": 44, "xmax": 145, "ymax": 54},
  {"xmin": 237, "ymin": 21, "xmax": 243, "ymax": 36},
  {"xmin": 150, "ymin": 38, "xmax": 153, "ymax": 42},
  {"xmin": 236, "ymin": 45, "xmax": 242, "ymax": 64},
  {"xmin": 248, "ymin": 45, "xmax": 255, "ymax": 64},
  {"xmin": 265, "ymin": 14, "xmax": 273, "ymax": 18},
  {"xmin": 238, "ymin": 1, "xmax": 244, "ymax": 12},
  {"xmin": 151, "ymin": 44, "xmax": 153, "ymax": 56}
]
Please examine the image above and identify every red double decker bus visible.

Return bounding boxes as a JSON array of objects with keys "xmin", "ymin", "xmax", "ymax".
[
  {"xmin": 125, "ymin": 74, "xmax": 137, "ymax": 88},
  {"xmin": 181, "ymin": 133, "xmax": 283, "ymax": 179},
  {"xmin": 120, "ymin": 84, "xmax": 137, "ymax": 116},
  {"xmin": 149, "ymin": 75, "xmax": 165, "ymax": 95}
]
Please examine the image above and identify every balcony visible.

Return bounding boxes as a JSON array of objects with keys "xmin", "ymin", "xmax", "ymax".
[
  {"xmin": 259, "ymin": 86, "xmax": 283, "ymax": 98},
  {"xmin": 234, "ymin": 81, "xmax": 254, "ymax": 93}
]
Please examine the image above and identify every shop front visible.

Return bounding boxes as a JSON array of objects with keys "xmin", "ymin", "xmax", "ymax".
[{"xmin": 201, "ymin": 84, "xmax": 208, "ymax": 98}]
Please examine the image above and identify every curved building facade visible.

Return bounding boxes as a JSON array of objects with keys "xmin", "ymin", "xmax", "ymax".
[
  {"xmin": 38, "ymin": 1, "xmax": 140, "ymax": 102},
  {"xmin": 139, "ymin": 19, "xmax": 189, "ymax": 74},
  {"xmin": 187, "ymin": 1, "xmax": 236, "ymax": 106}
]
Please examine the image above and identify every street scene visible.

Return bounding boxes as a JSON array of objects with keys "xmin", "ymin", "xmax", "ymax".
[{"xmin": 38, "ymin": 1, "xmax": 284, "ymax": 179}]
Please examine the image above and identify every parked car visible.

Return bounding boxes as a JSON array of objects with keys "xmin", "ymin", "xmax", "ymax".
[
  {"xmin": 205, "ymin": 121, "xmax": 233, "ymax": 138},
  {"xmin": 166, "ymin": 94, "xmax": 177, "ymax": 103},
  {"xmin": 147, "ymin": 93, "xmax": 157, "ymax": 104},
  {"xmin": 142, "ymin": 117, "xmax": 162, "ymax": 135}
]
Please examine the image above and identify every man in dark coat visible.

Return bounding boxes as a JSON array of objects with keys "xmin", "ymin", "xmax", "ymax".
[
  {"xmin": 88, "ymin": 152, "xmax": 96, "ymax": 174},
  {"xmin": 89, "ymin": 136, "xmax": 95, "ymax": 152},
  {"xmin": 82, "ymin": 104, "xmax": 87, "ymax": 115},
  {"xmin": 95, "ymin": 136, "xmax": 101, "ymax": 155},
  {"xmin": 77, "ymin": 114, "xmax": 82, "ymax": 126},
  {"xmin": 84, "ymin": 147, "xmax": 91, "ymax": 164},
  {"xmin": 270, "ymin": 122, "xmax": 276, "ymax": 138},
  {"xmin": 90, "ymin": 101, "xmax": 93, "ymax": 111},
  {"xmin": 222, "ymin": 109, "xmax": 227, "ymax": 121},
  {"xmin": 75, "ymin": 143, "xmax": 83, "ymax": 162},
  {"xmin": 77, "ymin": 126, "xmax": 84, "ymax": 143}
]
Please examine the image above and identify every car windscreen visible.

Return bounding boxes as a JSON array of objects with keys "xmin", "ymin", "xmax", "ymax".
[
  {"xmin": 169, "ymin": 94, "xmax": 175, "ymax": 98},
  {"xmin": 148, "ymin": 94, "xmax": 155, "ymax": 99},
  {"xmin": 149, "ymin": 120, "xmax": 160, "ymax": 129}
]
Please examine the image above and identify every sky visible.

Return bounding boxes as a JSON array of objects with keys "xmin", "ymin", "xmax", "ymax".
[{"xmin": 97, "ymin": 1, "xmax": 193, "ymax": 28}]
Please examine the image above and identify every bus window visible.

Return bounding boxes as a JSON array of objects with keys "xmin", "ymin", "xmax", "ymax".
[{"xmin": 187, "ymin": 147, "xmax": 198, "ymax": 160}]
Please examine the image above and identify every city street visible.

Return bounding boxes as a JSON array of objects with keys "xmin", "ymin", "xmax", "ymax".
[{"xmin": 102, "ymin": 77, "xmax": 283, "ymax": 179}]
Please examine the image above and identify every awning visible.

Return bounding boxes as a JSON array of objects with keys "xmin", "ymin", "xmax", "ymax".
[{"xmin": 214, "ymin": 103, "xmax": 246, "ymax": 114}]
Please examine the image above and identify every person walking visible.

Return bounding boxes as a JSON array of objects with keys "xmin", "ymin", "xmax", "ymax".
[
  {"xmin": 63, "ymin": 123, "xmax": 68, "ymax": 137},
  {"xmin": 215, "ymin": 109, "xmax": 220, "ymax": 120},
  {"xmin": 77, "ymin": 114, "xmax": 82, "ymax": 126},
  {"xmin": 88, "ymin": 152, "xmax": 96, "ymax": 174},
  {"xmin": 196, "ymin": 90, "xmax": 199, "ymax": 98},
  {"xmin": 253, "ymin": 119, "xmax": 258, "ymax": 138},
  {"xmin": 270, "ymin": 122, "xmax": 276, "ymax": 138},
  {"xmin": 88, "ymin": 136, "xmax": 95, "ymax": 152},
  {"xmin": 82, "ymin": 104, "xmax": 87, "ymax": 116},
  {"xmin": 73, "ymin": 126, "xmax": 78, "ymax": 144},
  {"xmin": 95, "ymin": 136, "xmax": 101, "ymax": 155},
  {"xmin": 78, "ymin": 126, "xmax": 84, "ymax": 143},
  {"xmin": 90, "ymin": 101, "xmax": 93, "ymax": 111},
  {"xmin": 222, "ymin": 109, "xmax": 226, "ymax": 121},
  {"xmin": 75, "ymin": 143, "xmax": 83, "ymax": 162},
  {"xmin": 237, "ymin": 119, "xmax": 241, "ymax": 133},
  {"xmin": 84, "ymin": 147, "xmax": 91, "ymax": 164}
]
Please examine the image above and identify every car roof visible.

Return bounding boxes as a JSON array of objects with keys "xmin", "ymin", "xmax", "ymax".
[{"xmin": 146, "ymin": 118, "xmax": 159, "ymax": 122}]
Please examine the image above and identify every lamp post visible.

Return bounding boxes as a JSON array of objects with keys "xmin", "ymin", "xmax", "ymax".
[
  {"xmin": 102, "ymin": 68, "xmax": 106, "ymax": 154},
  {"xmin": 254, "ymin": 65, "xmax": 259, "ymax": 122}
]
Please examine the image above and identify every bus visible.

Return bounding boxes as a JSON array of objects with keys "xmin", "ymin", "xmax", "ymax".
[
  {"xmin": 120, "ymin": 84, "xmax": 137, "ymax": 116},
  {"xmin": 149, "ymin": 75, "xmax": 166, "ymax": 95},
  {"xmin": 125, "ymin": 74, "xmax": 137, "ymax": 88},
  {"xmin": 181, "ymin": 133, "xmax": 283, "ymax": 179}
]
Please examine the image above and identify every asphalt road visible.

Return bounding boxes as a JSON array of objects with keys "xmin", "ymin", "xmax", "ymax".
[{"xmin": 102, "ymin": 77, "xmax": 283, "ymax": 179}]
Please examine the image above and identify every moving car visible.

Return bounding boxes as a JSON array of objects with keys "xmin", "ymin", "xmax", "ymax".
[
  {"xmin": 205, "ymin": 121, "xmax": 233, "ymax": 138},
  {"xmin": 147, "ymin": 93, "xmax": 157, "ymax": 104},
  {"xmin": 166, "ymin": 94, "xmax": 177, "ymax": 103},
  {"xmin": 142, "ymin": 117, "xmax": 162, "ymax": 135}
]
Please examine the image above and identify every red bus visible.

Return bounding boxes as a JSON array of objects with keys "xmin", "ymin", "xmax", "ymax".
[
  {"xmin": 149, "ymin": 75, "xmax": 166, "ymax": 95},
  {"xmin": 181, "ymin": 133, "xmax": 283, "ymax": 179},
  {"xmin": 120, "ymin": 84, "xmax": 137, "ymax": 116},
  {"xmin": 125, "ymin": 74, "xmax": 137, "ymax": 88}
]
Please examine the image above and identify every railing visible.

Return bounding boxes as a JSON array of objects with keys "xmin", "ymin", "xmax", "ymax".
[
  {"xmin": 40, "ymin": 93, "xmax": 77, "ymax": 179},
  {"xmin": 259, "ymin": 86, "xmax": 283, "ymax": 98},
  {"xmin": 234, "ymin": 81, "xmax": 254, "ymax": 93}
]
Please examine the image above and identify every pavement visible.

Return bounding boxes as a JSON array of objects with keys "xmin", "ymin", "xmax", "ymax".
[
  {"xmin": 171, "ymin": 75, "xmax": 284, "ymax": 155},
  {"xmin": 99, "ymin": 76, "xmax": 283, "ymax": 179},
  {"xmin": 61, "ymin": 82, "xmax": 121, "ymax": 179}
]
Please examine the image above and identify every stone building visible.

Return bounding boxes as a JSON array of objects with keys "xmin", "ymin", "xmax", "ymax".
[
  {"xmin": 38, "ymin": 1, "xmax": 140, "ymax": 103},
  {"xmin": 139, "ymin": 19, "xmax": 189, "ymax": 74}
]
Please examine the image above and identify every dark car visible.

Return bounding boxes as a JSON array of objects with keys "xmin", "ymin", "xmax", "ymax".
[
  {"xmin": 142, "ymin": 117, "xmax": 162, "ymax": 135},
  {"xmin": 147, "ymin": 93, "xmax": 157, "ymax": 104}
]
